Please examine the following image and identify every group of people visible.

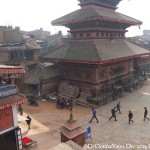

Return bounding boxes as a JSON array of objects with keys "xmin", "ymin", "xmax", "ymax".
[
  {"xmin": 89, "ymin": 102, "xmax": 149, "ymax": 124},
  {"xmin": 56, "ymin": 97, "xmax": 73, "ymax": 110}
]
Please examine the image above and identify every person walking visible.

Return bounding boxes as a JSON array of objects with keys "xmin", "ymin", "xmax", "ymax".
[
  {"xmin": 128, "ymin": 110, "xmax": 134, "ymax": 124},
  {"xmin": 109, "ymin": 107, "xmax": 117, "ymax": 121},
  {"xmin": 144, "ymin": 107, "xmax": 149, "ymax": 121},
  {"xmin": 116, "ymin": 102, "xmax": 121, "ymax": 114},
  {"xmin": 89, "ymin": 108, "xmax": 99, "ymax": 123},
  {"xmin": 26, "ymin": 115, "xmax": 32, "ymax": 130},
  {"xmin": 18, "ymin": 104, "xmax": 23, "ymax": 116}
]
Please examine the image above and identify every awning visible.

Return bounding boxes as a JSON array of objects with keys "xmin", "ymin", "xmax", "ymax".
[
  {"xmin": 0, "ymin": 94, "xmax": 27, "ymax": 110},
  {"xmin": 0, "ymin": 68, "xmax": 25, "ymax": 74},
  {"xmin": 0, "ymin": 65, "xmax": 25, "ymax": 74}
]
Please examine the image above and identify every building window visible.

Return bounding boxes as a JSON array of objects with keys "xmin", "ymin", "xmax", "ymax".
[
  {"xmin": 10, "ymin": 51, "xmax": 17, "ymax": 60},
  {"xmin": 106, "ymin": 33, "xmax": 109, "ymax": 37},
  {"xmin": 24, "ymin": 50, "xmax": 34, "ymax": 60},
  {"xmin": 73, "ymin": 33, "xmax": 76, "ymax": 38},
  {"xmin": 111, "ymin": 66, "xmax": 125, "ymax": 76},
  {"xmin": 79, "ymin": 33, "xmax": 83, "ymax": 37},
  {"xmin": 99, "ymin": 69, "xmax": 105, "ymax": 80},
  {"xmin": 96, "ymin": 32, "xmax": 99, "ymax": 37},
  {"xmin": 74, "ymin": 68, "xmax": 81, "ymax": 78},
  {"xmin": 10, "ymin": 51, "xmax": 24, "ymax": 60},
  {"xmin": 28, "ymin": 64, "xmax": 36, "ymax": 70},
  {"xmin": 86, "ymin": 32, "xmax": 91, "ymax": 37}
]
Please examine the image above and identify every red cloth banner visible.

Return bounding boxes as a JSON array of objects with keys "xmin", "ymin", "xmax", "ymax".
[
  {"xmin": 0, "ymin": 98, "xmax": 27, "ymax": 110},
  {"xmin": 0, "ymin": 69, "xmax": 25, "ymax": 74}
]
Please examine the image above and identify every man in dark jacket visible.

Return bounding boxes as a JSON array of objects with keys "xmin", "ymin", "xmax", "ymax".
[
  {"xmin": 116, "ymin": 102, "xmax": 121, "ymax": 114},
  {"xmin": 89, "ymin": 108, "xmax": 99, "ymax": 123},
  {"xmin": 144, "ymin": 107, "xmax": 149, "ymax": 121},
  {"xmin": 109, "ymin": 107, "xmax": 117, "ymax": 121},
  {"xmin": 26, "ymin": 115, "xmax": 32, "ymax": 130},
  {"xmin": 128, "ymin": 110, "xmax": 134, "ymax": 124}
]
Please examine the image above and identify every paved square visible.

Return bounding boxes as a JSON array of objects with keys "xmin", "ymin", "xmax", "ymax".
[{"xmin": 20, "ymin": 81, "xmax": 150, "ymax": 150}]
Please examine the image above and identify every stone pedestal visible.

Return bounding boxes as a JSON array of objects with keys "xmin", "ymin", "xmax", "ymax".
[{"xmin": 60, "ymin": 113, "xmax": 85, "ymax": 147}]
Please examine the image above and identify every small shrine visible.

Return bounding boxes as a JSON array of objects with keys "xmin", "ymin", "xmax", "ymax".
[{"xmin": 60, "ymin": 111, "xmax": 85, "ymax": 147}]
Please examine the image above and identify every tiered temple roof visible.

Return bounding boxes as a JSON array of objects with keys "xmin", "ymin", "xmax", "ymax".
[
  {"xmin": 52, "ymin": 7, "xmax": 142, "ymax": 27},
  {"xmin": 43, "ymin": 0, "xmax": 149, "ymax": 64},
  {"xmin": 43, "ymin": 39, "xmax": 149, "ymax": 64}
]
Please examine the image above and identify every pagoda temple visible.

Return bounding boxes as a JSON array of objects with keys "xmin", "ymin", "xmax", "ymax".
[{"xmin": 43, "ymin": 0, "xmax": 150, "ymax": 104}]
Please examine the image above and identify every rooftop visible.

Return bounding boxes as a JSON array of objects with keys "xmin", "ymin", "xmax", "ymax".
[
  {"xmin": 24, "ymin": 64, "xmax": 60, "ymax": 85},
  {"xmin": 43, "ymin": 39, "xmax": 150, "ymax": 64},
  {"xmin": 52, "ymin": 7, "xmax": 142, "ymax": 26}
]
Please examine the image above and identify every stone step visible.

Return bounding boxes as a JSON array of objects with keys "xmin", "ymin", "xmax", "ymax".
[
  {"xmin": 75, "ymin": 98, "xmax": 99, "ymax": 108},
  {"xmin": 76, "ymin": 101, "xmax": 91, "ymax": 108}
]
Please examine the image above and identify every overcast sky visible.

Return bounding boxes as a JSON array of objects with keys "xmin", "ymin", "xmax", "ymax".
[{"xmin": 0, "ymin": 0, "xmax": 149, "ymax": 37}]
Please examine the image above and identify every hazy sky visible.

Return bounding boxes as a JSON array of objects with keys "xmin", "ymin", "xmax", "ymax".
[{"xmin": 0, "ymin": 0, "xmax": 149, "ymax": 37}]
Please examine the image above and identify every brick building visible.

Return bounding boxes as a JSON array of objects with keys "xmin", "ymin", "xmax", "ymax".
[{"xmin": 0, "ymin": 26, "xmax": 41, "ymax": 93}]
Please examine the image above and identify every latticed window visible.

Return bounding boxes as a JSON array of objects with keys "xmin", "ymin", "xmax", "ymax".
[
  {"xmin": 96, "ymin": 32, "xmax": 99, "ymax": 37},
  {"xmin": 86, "ymin": 71, "xmax": 91, "ymax": 80},
  {"xmin": 86, "ymin": 32, "xmax": 91, "ymax": 37},
  {"xmin": 106, "ymin": 33, "xmax": 109, "ymax": 37},
  {"xmin": 73, "ymin": 33, "xmax": 77, "ymax": 38},
  {"xmin": 99, "ymin": 69, "xmax": 105, "ymax": 80},
  {"xmin": 74, "ymin": 68, "xmax": 81, "ymax": 78},
  {"xmin": 110, "ymin": 66, "xmax": 125, "ymax": 75},
  {"xmin": 79, "ymin": 33, "xmax": 83, "ymax": 37}
]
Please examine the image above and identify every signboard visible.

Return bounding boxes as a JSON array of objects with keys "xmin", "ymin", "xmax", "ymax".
[
  {"xmin": 85, "ymin": 125, "xmax": 91, "ymax": 140},
  {"xmin": 0, "ymin": 85, "xmax": 18, "ymax": 99}
]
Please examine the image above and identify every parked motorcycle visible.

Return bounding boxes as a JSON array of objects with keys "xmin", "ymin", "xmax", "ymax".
[
  {"xmin": 56, "ymin": 98, "xmax": 70, "ymax": 109},
  {"xmin": 28, "ymin": 95, "xmax": 38, "ymax": 106}
]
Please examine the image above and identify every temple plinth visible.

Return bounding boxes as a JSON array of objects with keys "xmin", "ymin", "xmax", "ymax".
[{"xmin": 60, "ymin": 112, "xmax": 85, "ymax": 147}]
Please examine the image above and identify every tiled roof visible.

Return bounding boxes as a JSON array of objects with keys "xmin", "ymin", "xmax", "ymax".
[
  {"xmin": 24, "ymin": 65, "xmax": 60, "ymax": 85},
  {"xmin": 0, "ymin": 41, "xmax": 40, "ymax": 51},
  {"xmin": 43, "ymin": 39, "xmax": 150, "ymax": 63},
  {"xmin": 25, "ymin": 41, "xmax": 41, "ymax": 49},
  {"xmin": 0, "ymin": 93, "xmax": 26, "ymax": 109},
  {"xmin": 52, "ymin": 7, "xmax": 142, "ymax": 25}
]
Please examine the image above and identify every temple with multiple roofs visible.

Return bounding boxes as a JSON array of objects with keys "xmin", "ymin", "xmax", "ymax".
[{"xmin": 42, "ymin": 0, "xmax": 150, "ymax": 105}]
